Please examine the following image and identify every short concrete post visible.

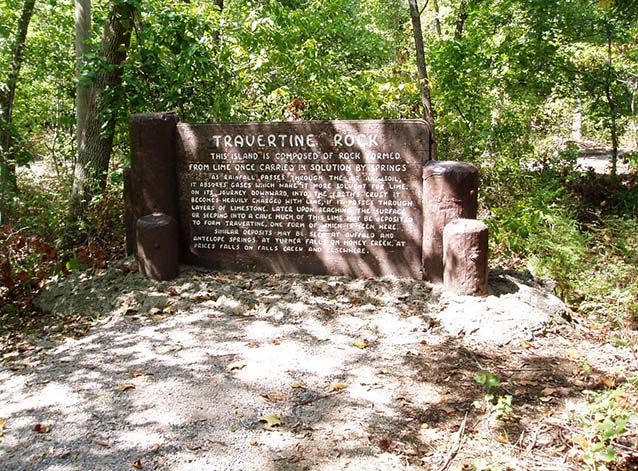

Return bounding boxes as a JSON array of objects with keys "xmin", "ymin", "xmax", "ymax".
[
  {"xmin": 136, "ymin": 213, "xmax": 179, "ymax": 281},
  {"xmin": 423, "ymin": 161, "xmax": 478, "ymax": 282},
  {"xmin": 443, "ymin": 219, "xmax": 488, "ymax": 296}
]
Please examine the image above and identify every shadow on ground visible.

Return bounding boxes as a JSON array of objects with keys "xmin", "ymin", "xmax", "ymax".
[{"xmin": 0, "ymin": 265, "xmax": 610, "ymax": 470}]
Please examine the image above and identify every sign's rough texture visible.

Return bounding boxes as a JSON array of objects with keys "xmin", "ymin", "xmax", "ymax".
[{"xmin": 176, "ymin": 120, "xmax": 429, "ymax": 278}]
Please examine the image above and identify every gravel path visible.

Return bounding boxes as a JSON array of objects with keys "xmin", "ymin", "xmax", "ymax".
[{"xmin": 1, "ymin": 265, "xmax": 571, "ymax": 470}]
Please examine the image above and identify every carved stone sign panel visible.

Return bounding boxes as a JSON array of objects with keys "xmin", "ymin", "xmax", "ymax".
[{"xmin": 175, "ymin": 120, "xmax": 430, "ymax": 278}]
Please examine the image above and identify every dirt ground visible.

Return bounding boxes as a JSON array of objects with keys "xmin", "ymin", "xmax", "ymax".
[{"xmin": 1, "ymin": 262, "xmax": 637, "ymax": 471}]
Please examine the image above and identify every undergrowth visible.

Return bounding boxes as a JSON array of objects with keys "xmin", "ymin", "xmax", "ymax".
[
  {"xmin": 0, "ymin": 168, "xmax": 125, "ymax": 318},
  {"xmin": 482, "ymin": 160, "xmax": 638, "ymax": 326}
]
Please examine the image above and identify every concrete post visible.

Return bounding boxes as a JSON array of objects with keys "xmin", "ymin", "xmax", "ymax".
[
  {"xmin": 422, "ymin": 161, "xmax": 478, "ymax": 282},
  {"xmin": 443, "ymin": 218, "xmax": 488, "ymax": 296},
  {"xmin": 136, "ymin": 213, "xmax": 179, "ymax": 281},
  {"xmin": 127, "ymin": 112, "xmax": 178, "ymax": 254}
]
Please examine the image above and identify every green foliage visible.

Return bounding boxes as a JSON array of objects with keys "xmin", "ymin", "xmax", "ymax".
[
  {"xmin": 474, "ymin": 370, "xmax": 501, "ymax": 390},
  {"xmin": 474, "ymin": 369, "xmax": 513, "ymax": 420},
  {"xmin": 576, "ymin": 383, "xmax": 638, "ymax": 471}
]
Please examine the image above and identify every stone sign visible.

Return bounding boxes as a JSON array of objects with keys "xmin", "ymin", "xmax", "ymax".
[
  {"xmin": 175, "ymin": 120, "xmax": 428, "ymax": 278},
  {"xmin": 126, "ymin": 113, "xmax": 480, "ymax": 283}
]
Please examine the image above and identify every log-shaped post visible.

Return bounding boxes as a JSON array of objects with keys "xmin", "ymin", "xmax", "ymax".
[
  {"xmin": 127, "ymin": 112, "xmax": 178, "ymax": 254},
  {"xmin": 422, "ymin": 161, "xmax": 478, "ymax": 282},
  {"xmin": 136, "ymin": 213, "xmax": 179, "ymax": 281},
  {"xmin": 443, "ymin": 218, "xmax": 488, "ymax": 296}
]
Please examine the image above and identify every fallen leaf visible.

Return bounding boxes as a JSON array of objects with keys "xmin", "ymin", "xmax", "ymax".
[
  {"xmin": 131, "ymin": 459, "xmax": 143, "ymax": 469},
  {"xmin": 567, "ymin": 349, "xmax": 583, "ymax": 360},
  {"xmin": 291, "ymin": 382, "xmax": 306, "ymax": 389},
  {"xmin": 227, "ymin": 360, "xmax": 247, "ymax": 371},
  {"xmin": 260, "ymin": 392, "xmax": 284, "ymax": 402},
  {"xmin": 540, "ymin": 387, "xmax": 571, "ymax": 397},
  {"xmin": 353, "ymin": 339, "xmax": 369, "ymax": 349},
  {"xmin": 95, "ymin": 439, "xmax": 110, "ymax": 447},
  {"xmin": 272, "ymin": 338, "xmax": 282, "ymax": 345},
  {"xmin": 598, "ymin": 376, "xmax": 616, "ymax": 388},
  {"xmin": 150, "ymin": 444, "xmax": 160, "ymax": 453},
  {"xmin": 572, "ymin": 436, "xmax": 590, "ymax": 450},
  {"xmin": 118, "ymin": 383, "xmax": 136, "ymax": 392},
  {"xmin": 167, "ymin": 289, "xmax": 179, "ymax": 296},
  {"xmin": 496, "ymin": 432, "xmax": 510, "ymax": 444},
  {"xmin": 131, "ymin": 371, "xmax": 147, "ymax": 378},
  {"xmin": 148, "ymin": 307, "xmax": 161, "ymax": 315},
  {"xmin": 572, "ymin": 378, "xmax": 586, "ymax": 387},
  {"xmin": 519, "ymin": 339, "xmax": 533, "ymax": 349},
  {"xmin": 33, "ymin": 423, "xmax": 50, "ymax": 433},
  {"xmin": 420, "ymin": 340, "xmax": 428, "ymax": 345},
  {"xmin": 245, "ymin": 341, "xmax": 259, "ymax": 348},
  {"xmin": 259, "ymin": 413, "xmax": 282, "ymax": 428},
  {"xmin": 0, "ymin": 419, "xmax": 5, "ymax": 436},
  {"xmin": 162, "ymin": 306, "xmax": 175, "ymax": 315},
  {"xmin": 440, "ymin": 404, "xmax": 455, "ymax": 414},
  {"xmin": 329, "ymin": 383, "xmax": 348, "ymax": 392}
]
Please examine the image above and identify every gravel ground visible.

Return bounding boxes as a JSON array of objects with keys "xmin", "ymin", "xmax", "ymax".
[{"xmin": 0, "ymin": 264, "xmax": 577, "ymax": 470}]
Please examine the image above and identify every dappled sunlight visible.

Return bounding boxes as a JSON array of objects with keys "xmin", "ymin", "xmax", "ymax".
[{"xmin": 2, "ymin": 265, "xmax": 624, "ymax": 470}]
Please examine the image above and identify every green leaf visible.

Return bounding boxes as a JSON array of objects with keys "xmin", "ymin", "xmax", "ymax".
[
  {"xmin": 259, "ymin": 413, "xmax": 282, "ymax": 428},
  {"xmin": 599, "ymin": 446, "xmax": 616, "ymax": 462},
  {"xmin": 65, "ymin": 258, "xmax": 85, "ymax": 272},
  {"xmin": 474, "ymin": 370, "xmax": 501, "ymax": 389}
]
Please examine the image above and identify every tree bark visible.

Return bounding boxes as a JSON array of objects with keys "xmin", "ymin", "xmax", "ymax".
[
  {"xmin": 604, "ymin": 23, "xmax": 618, "ymax": 176},
  {"xmin": 0, "ymin": 0, "xmax": 37, "ymax": 201},
  {"xmin": 75, "ymin": 0, "xmax": 91, "ymax": 176},
  {"xmin": 454, "ymin": 0, "xmax": 468, "ymax": 40},
  {"xmin": 71, "ymin": 1, "xmax": 136, "ymax": 216},
  {"xmin": 408, "ymin": 0, "xmax": 436, "ymax": 154},
  {"xmin": 432, "ymin": 0, "xmax": 442, "ymax": 37}
]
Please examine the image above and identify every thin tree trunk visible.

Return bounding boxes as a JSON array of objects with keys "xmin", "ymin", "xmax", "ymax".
[
  {"xmin": 75, "ymin": 0, "xmax": 91, "ymax": 174},
  {"xmin": 454, "ymin": 0, "xmax": 468, "ymax": 40},
  {"xmin": 71, "ymin": 1, "xmax": 135, "ymax": 216},
  {"xmin": 432, "ymin": 0, "xmax": 442, "ymax": 37},
  {"xmin": 408, "ymin": 0, "xmax": 436, "ymax": 155},
  {"xmin": 604, "ymin": 23, "xmax": 618, "ymax": 176},
  {"xmin": 0, "ymin": 0, "xmax": 37, "ymax": 205},
  {"xmin": 631, "ymin": 85, "xmax": 637, "ymax": 149}
]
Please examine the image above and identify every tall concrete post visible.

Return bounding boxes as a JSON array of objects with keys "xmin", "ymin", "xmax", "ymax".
[{"xmin": 126, "ymin": 112, "xmax": 179, "ymax": 280}]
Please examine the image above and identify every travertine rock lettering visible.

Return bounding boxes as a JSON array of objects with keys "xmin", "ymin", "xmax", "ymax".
[{"xmin": 176, "ymin": 121, "xmax": 429, "ymax": 278}]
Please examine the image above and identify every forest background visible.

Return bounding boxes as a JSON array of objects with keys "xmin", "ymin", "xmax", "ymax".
[
  {"xmin": 1, "ymin": 0, "xmax": 638, "ymax": 468},
  {"xmin": 2, "ymin": 0, "xmax": 638, "ymax": 338},
  {"xmin": 1, "ymin": 0, "xmax": 637, "ymax": 332}
]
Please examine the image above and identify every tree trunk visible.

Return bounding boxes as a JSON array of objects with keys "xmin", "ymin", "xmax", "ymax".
[
  {"xmin": 630, "ymin": 76, "xmax": 637, "ymax": 149},
  {"xmin": 0, "ymin": 0, "xmax": 37, "ymax": 203},
  {"xmin": 71, "ymin": 1, "xmax": 136, "ymax": 216},
  {"xmin": 454, "ymin": 0, "xmax": 468, "ymax": 40},
  {"xmin": 75, "ymin": 0, "xmax": 91, "ymax": 175},
  {"xmin": 604, "ymin": 23, "xmax": 618, "ymax": 176},
  {"xmin": 432, "ymin": 0, "xmax": 442, "ymax": 37},
  {"xmin": 408, "ymin": 0, "xmax": 436, "ymax": 155}
]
